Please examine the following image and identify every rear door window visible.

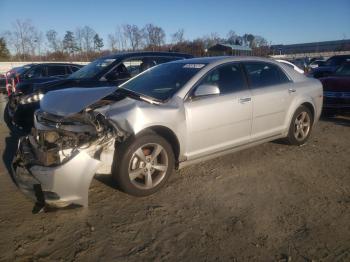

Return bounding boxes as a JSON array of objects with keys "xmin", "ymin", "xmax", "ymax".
[
  {"xmin": 47, "ymin": 65, "xmax": 67, "ymax": 77},
  {"xmin": 243, "ymin": 62, "xmax": 290, "ymax": 88}
]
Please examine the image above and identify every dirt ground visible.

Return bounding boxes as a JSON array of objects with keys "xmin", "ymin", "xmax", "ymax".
[{"xmin": 0, "ymin": 93, "xmax": 349, "ymax": 261}]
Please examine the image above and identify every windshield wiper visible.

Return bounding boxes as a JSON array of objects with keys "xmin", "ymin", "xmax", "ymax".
[{"xmin": 117, "ymin": 88, "xmax": 162, "ymax": 104}]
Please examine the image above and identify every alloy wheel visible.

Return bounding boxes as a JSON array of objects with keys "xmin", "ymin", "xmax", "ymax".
[
  {"xmin": 294, "ymin": 111, "xmax": 311, "ymax": 141},
  {"xmin": 128, "ymin": 143, "xmax": 169, "ymax": 190}
]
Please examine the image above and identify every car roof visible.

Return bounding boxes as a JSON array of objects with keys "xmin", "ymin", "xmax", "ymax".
[
  {"xmin": 170, "ymin": 56, "xmax": 282, "ymax": 65},
  {"xmin": 100, "ymin": 51, "xmax": 193, "ymax": 60},
  {"xmin": 30, "ymin": 63, "xmax": 83, "ymax": 67}
]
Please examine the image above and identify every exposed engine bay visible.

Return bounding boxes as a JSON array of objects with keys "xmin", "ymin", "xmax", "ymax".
[
  {"xmin": 12, "ymin": 93, "xmax": 132, "ymax": 208},
  {"xmin": 31, "ymin": 104, "xmax": 121, "ymax": 167}
]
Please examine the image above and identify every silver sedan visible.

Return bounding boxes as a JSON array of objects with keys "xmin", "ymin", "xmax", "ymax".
[{"xmin": 13, "ymin": 56, "xmax": 323, "ymax": 208}]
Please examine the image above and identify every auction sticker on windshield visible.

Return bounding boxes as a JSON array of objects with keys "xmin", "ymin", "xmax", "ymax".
[{"xmin": 183, "ymin": 64, "xmax": 206, "ymax": 69}]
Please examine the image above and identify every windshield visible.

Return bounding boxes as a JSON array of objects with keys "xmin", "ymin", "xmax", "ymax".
[
  {"xmin": 120, "ymin": 62, "xmax": 207, "ymax": 101},
  {"xmin": 68, "ymin": 58, "xmax": 116, "ymax": 79},
  {"xmin": 10, "ymin": 65, "xmax": 32, "ymax": 75},
  {"xmin": 335, "ymin": 63, "xmax": 350, "ymax": 76}
]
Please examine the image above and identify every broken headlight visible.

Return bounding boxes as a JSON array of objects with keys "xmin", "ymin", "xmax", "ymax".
[{"xmin": 20, "ymin": 93, "xmax": 44, "ymax": 104}]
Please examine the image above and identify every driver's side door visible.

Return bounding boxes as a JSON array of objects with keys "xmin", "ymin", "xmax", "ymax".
[{"xmin": 184, "ymin": 63, "xmax": 252, "ymax": 160}]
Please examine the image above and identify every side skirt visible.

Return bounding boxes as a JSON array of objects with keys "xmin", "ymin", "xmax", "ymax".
[{"xmin": 178, "ymin": 133, "xmax": 285, "ymax": 170}]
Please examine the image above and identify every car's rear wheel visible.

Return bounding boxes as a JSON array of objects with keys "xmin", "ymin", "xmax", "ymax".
[
  {"xmin": 286, "ymin": 105, "xmax": 313, "ymax": 145},
  {"xmin": 112, "ymin": 132, "xmax": 175, "ymax": 196}
]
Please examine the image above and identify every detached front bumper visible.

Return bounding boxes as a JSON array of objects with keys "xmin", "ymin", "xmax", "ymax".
[{"xmin": 13, "ymin": 137, "xmax": 101, "ymax": 207}]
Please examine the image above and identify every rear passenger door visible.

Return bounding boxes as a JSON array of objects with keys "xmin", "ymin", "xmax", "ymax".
[
  {"xmin": 185, "ymin": 63, "xmax": 252, "ymax": 159},
  {"xmin": 243, "ymin": 62, "xmax": 293, "ymax": 140},
  {"xmin": 47, "ymin": 65, "xmax": 68, "ymax": 78}
]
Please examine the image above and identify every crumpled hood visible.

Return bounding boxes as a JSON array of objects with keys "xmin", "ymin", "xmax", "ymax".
[{"xmin": 40, "ymin": 86, "xmax": 117, "ymax": 116}]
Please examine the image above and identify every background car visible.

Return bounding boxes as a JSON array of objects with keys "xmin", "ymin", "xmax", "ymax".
[
  {"xmin": 4, "ymin": 63, "xmax": 82, "ymax": 96},
  {"xmin": 276, "ymin": 59, "xmax": 305, "ymax": 74},
  {"xmin": 5, "ymin": 52, "xmax": 192, "ymax": 130},
  {"xmin": 320, "ymin": 61, "xmax": 350, "ymax": 114},
  {"xmin": 0, "ymin": 65, "xmax": 34, "ymax": 94},
  {"xmin": 290, "ymin": 58, "xmax": 309, "ymax": 72},
  {"xmin": 13, "ymin": 57, "xmax": 322, "ymax": 208},
  {"xmin": 309, "ymin": 55, "xmax": 350, "ymax": 78},
  {"xmin": 308, "ymin": 59, "xmax": 325, "ymax": 69}
]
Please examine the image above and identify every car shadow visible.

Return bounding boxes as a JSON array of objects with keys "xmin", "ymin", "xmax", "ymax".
[
  {"xmin": 2, "ymin": 129, "xmax": 22, "ymax": 182},
  {"xmin": 94, "ymin": 173, "xmax": 121, "ymax": 190},
  {"xmin": 320, "ymin": 113, "xmax": 350, "ymax": 127}
]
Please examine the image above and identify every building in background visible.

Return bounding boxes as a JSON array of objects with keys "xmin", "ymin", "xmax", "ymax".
[
  {"xmin": 208, "ymin": 43, "xmax": 252, "ymax": 56},
  {"xmin": 271, "ymin": 39, "xmax": 350, "ymax": 58}
]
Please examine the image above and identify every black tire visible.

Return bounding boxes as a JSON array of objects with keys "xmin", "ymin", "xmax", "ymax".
[
  {"xmin": 286, "ymin": 105, "xmax": 313, "ymax": 146},
  {"xmin": 112, "ymin": 132, "xmax": 175, "ymax": 197},
  {"xmin": 3, "ymin": 102, "xmax": 13, "ymax": 129},
  {"xmin": 3, "ymin": 102, "xmax": 26, "ymax": 135}
]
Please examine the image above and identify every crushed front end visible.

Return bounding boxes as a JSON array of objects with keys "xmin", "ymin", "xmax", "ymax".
[{"xmin": 12, "ymin": 106, "xmax": 125, "ymax": 208}]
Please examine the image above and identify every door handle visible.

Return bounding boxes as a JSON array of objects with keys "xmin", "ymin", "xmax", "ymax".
[
  {"xmin": 288, "ymin": 88, "xmax": 296, "ymax": 93},
  {"xmin": 239, "ymin": 97, "xmax": 251, "ymax": 103}
]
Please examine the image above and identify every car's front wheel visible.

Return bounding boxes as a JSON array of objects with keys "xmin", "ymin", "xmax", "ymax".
[
  {"xmin": 112, "ymin": 132, "xmax": 175, "ymax": 196},
  {"xmin": 286, "ymin": 105, "xmax": 313, "ymax": 145}
]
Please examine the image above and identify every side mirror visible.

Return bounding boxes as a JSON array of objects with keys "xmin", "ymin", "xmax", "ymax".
[
  {"xmin": 194, "ymin": 84, "xmax": 220, "ymax": 97},
  {"xmin": 25, "ymin": 73, "xmax": 33, "ymax": 79}
]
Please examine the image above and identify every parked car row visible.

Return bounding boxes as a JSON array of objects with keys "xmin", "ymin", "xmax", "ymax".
[
  {"xmin": 4, "ymin": 52, "xmax": 192, "ymax": 130},
  {"xmin": 1, "ymin": 63, "xmax": 83, "ymax": 95},
  {"xmin": 9, "ymin": 53, "xmax": 323, "ymax": 210},
  {"xmin": 308, "ymin": 55, "xmax": 350, "ymax": 79},
  {"xmin": 276, "ymin": 55, "xmax": 350, "ymax": 114}
]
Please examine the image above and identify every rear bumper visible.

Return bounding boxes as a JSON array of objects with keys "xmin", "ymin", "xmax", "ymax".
[
  {"xmin": 323, "ymin": 104, "xmax": 350, "ymax": 110},
  {"xmin": 323, "ymin": 94, "xmax": 350, "ymax": 111},
  {"xmin": 12, "ymin": 137, "xmax": 101, "ymax": 207}
]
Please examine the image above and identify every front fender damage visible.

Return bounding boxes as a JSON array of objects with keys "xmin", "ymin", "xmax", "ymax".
[{"xmin": 12, "ymin": 108, "xmax": 130, "ymax": 208}]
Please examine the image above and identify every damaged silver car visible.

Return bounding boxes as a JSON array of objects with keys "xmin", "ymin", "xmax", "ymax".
[{"xmin": 13, "ymin": 57, "xmax": 323, "ymax": 208}]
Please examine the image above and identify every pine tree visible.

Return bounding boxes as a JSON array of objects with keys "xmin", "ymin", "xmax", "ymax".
[
  {"xmin": 63, "ymin": 31, "xmax": 78, "ymax": 54},
  {"xmin": 93, "ymin": 34, "xmax": 104, "ymax": 51},
  {"xmin": 0, "ymin": 38, "xmax": 10, "ymax": 60}
]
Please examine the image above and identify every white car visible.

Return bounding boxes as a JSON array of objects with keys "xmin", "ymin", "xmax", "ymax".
[
  {"xmin": 13, "ymin": 57, "xmax": 323, "ymax": 208},
  {"xmin": 276, "ymin": 59, "xmax": 304, "ymax": 74}
]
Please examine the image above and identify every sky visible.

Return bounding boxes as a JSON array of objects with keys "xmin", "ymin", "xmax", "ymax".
[{"xmin": 0, "ymin": 0, "xmax": 349, "ymax": 46}]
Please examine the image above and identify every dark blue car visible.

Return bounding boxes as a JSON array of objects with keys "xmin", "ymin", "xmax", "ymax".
[
  {"xmin": 309, "ymin": 55, "xmax": 350, "ymax": 78},
  {"xmin": 5, "ymin": 52, "xmax": 192, "ymax": 130}
]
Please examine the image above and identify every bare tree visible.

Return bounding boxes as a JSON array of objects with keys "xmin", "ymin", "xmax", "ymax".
[
  {"xmin": 46, "ymin": 29, "xmax": 61, "ymax": 52},
  {"xmin": 143, "ymin": 24, "xmax": 165, "ymax": 50},
  {"xmin": 10, "ymin": 19, "xmax": 39, "ymax": 59},
  {"xmin": 201, "ymin": 32, "xmax": 221, "ymax": 49},
  {"xmin": 34, "ymin": 31, "xmax": 44, "ymax": 58},
  {"xmin": 254, "ymin": 35, "xmax": 268, "ymax": 47},
  {"xmin": 81, "ymin": 26, "xmax": 96, "ymax": 52},
  {"xmin": 107, "ymin": 34, "xmax": 117, "ymax": 51},
  {"xmin": 75, "ymin": 27, "xmax": 84, "ymax": 56},
  {"xmin": 226, "ymin": 30, "xmax": 238, "ymax": 45},
  {"xmin": 108, "ymin": 26, "xmax": 128, "ymax": 51},
  {"xmin": 171, "ymin": 29, "xmax": 185, "ymax": 44},
  {"xmin": 122, "ymin": 24, "xmax": 143, "ymax": 50}
]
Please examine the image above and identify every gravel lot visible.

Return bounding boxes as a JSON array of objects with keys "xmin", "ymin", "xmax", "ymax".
[{"xmin": 0, "ymin": 93, "xmax": 349, "ymax": 261}]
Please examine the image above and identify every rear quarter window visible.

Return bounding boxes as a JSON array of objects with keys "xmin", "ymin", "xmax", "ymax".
[{"xmin": 244, "ymin": 62, "xmax": 290, "ymax": 88}]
